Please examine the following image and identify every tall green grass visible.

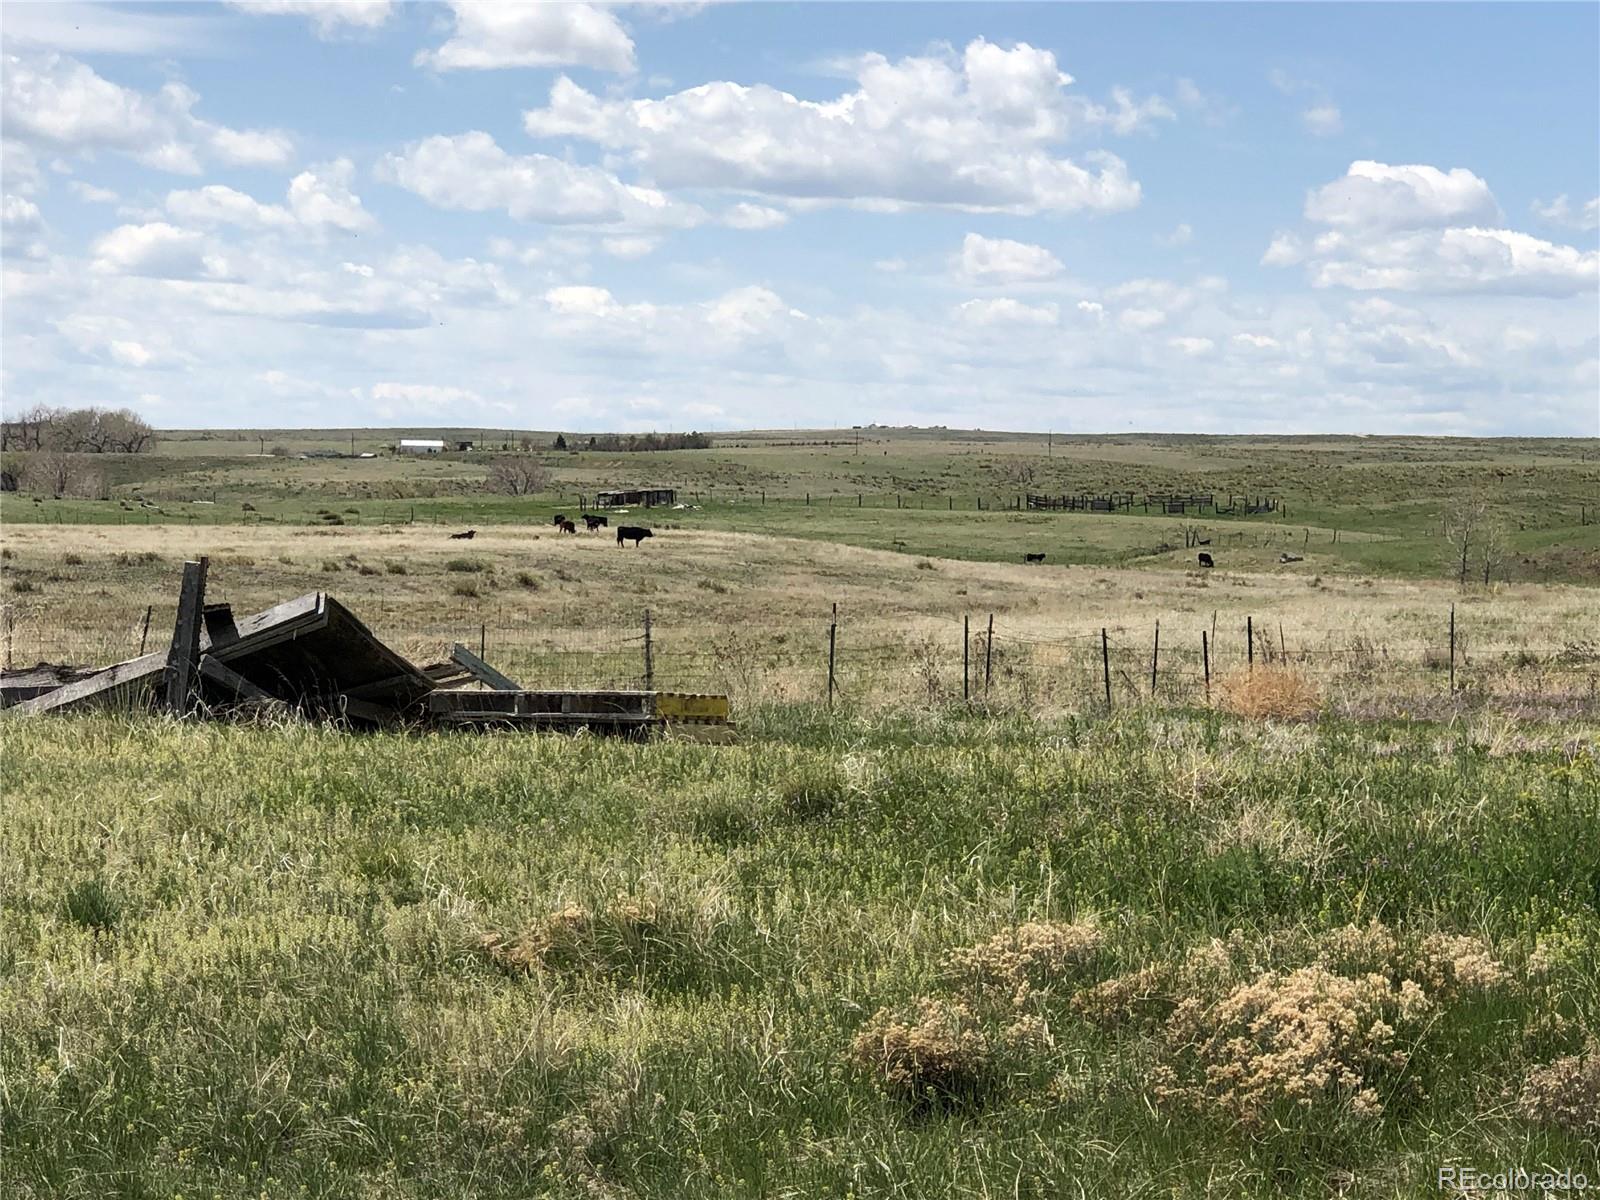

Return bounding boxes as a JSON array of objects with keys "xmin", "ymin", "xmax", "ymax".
[{"xmin": 1, "ymin": 710, "xmax": 1596, "ymax": 1198}]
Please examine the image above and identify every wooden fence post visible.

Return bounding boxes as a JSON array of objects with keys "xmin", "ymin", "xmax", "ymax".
[
  {"xmin": 643, "ymin": 609, "xmax": 654, "ymax": 691},
  {"xmin": 164, "ymin": 557, "xmax": 208, "ymax": 713},
  {"xmin": 1101, "ymin": 628, "xmax": 1112, "ymax": 709},
  {"xmin": 1202, "ymin": 630, "xmax": 1211, "ymax": 701},
  {"xmin": 138, "ymin": 605, "xmax": 153, "ymax": 656}
]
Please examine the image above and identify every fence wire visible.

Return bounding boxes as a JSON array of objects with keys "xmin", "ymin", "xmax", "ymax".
[{"xmin": 3, "ymin": 558, "xmax": 1597, "ymax": 713}]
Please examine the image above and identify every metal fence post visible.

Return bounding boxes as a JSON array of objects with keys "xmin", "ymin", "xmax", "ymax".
[
  {"xmin": 138, "ymin": 605, "xmax": 153, "ymax": 656},
  {"xmin": 1101, "ymin": 628, "xmax": 1112, "ymax": 708},
  {"xmin": 962, "ymin": 615, "xmax": 970, "ymax": 703},
  {"xmin": 1202, "ymin": 630, "xmax": 1211, "ymax": 701},
  {"xmin": 1449, "ymin": 604, "xmax": 1456, "ymax": 694},
  {"xmin": 1247, "ymin": 615, "xmax": 1254, "ymax": 671},
  {"xmin": 1150, "ymin": 620, "xmax": 1160, "ymax": 697},
  {"xmin": 827, "ymin": 603, "xmax": 837, "ymax": 709}
]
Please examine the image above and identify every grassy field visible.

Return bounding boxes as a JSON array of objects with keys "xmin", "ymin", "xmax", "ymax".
[
  {"xmin": 2, "ymin": 710, "xmax": 1597, "ymax": 1198},
  {"xmin": 2, "ymin": 428, "xmax": 1598, "ymax": 1197},
  {"xmin": 4, "ymin": 429, "xmax": 1597, "ymax": 584}
]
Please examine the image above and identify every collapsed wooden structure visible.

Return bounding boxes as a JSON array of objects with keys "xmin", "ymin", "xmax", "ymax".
[{"xmin": 2, "ymin": 558, "xmax": 731, "ymax": 736}]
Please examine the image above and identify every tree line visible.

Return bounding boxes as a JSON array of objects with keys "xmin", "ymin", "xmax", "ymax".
[
  {"xmin": 548, "ymin": 431, "xmax": 712, "ymax": 452},
  {"xmin": 1, "ymin": 406, "xmax": 156, "ymax": 454}
]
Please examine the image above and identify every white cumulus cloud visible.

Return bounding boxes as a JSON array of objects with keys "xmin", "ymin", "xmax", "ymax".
[
  {"xmin": 1, "ymin": 52, "xmax": 294, "ymax": 173},
  {"xmin": 522, "ymin": 39, "xmax": 1151, "ymax": 214},
  {"xmin": 1531, "ymin": 194, "xmax": 1600, "ymax": 232},
  {"xmin": 954, "ymin": 297, "xmax": 1059, "ymax": 326},
  {"xmin": 957, "ymin": 232, "xmax": 1063, "ymax": 284},
  {"xmin": 379, "ymin": 131, "xmax": 703, "ymax": 228},
  {"xmin": 228, "ymin": 0, "xmax": 392, "ymax": 37},
  {"xmin": 1272, "ymin": 161, "xmax": 1598, "ymax": 296},
  {"xmin": 417, "ymin": 2, "xmax": 635, "ymax": 73}
]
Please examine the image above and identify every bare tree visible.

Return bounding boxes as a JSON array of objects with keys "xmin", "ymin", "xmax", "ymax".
[
  {"xmin": 1444, "ymin": 493, "xmax": 1507, "ymax": 587},
  {"xmin": 2, "ymin": 405, "xmax": 155, "ymax": 454},
  {"xmin": 486, "ymin": 457, "xmax": 548, "ymax": 496}
]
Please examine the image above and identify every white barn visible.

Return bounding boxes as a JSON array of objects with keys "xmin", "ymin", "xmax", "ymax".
[{"xmin": 396, "ymin": 438, "xmax": 445, "ymax": 455}]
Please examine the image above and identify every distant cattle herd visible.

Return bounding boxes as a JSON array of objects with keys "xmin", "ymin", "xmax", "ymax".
[{"xmin": 445, "ymin": 513, "xmax": 652, "ymax": 546}]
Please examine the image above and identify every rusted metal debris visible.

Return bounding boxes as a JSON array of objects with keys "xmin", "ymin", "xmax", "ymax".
[{"xmin": 1, "ymin": 559, "xmax": 731, "ymax": 736}]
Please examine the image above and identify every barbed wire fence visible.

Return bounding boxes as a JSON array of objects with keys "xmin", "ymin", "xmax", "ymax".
[{"xmin": 4, "ymin": 557, "xmax": 1598, "ymax": 717}]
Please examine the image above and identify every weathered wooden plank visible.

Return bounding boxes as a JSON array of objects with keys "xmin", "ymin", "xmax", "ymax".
[
  {"xmin": 449, "ymin": 643, "xmax": 522, "ymax": 691},
  {"xmin": 164, "ymin": 557, "xmax": 209, "ymax": 712},
  {"xmin": 11, "ymin": 652, "xmax": 168, "ymax": 715},
  {"xmin": 197, "ymin": 654, "xmax": 277, "ymax": 703}
]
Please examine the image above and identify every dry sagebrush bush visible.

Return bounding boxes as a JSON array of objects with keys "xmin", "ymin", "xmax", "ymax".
[
  {"xmin": 1152, "ymin": 966, "xmax": 1432, "ymax": 1124},
  {"xmin": 1216, "ymin": 665, "xmax": 1322, "ymax": 721},
  {"xmin": 943, "ymin": 920, "xmax": 1105, "ymax": 1005},
  {"xmin": 1517, "ymin": 1040, "xmax": 1600, "ymax": 1135},
  {"xmin": 480, "ymin": 895, "xmax": 672, "ymax": 980},
  {"xmin": 850, "ymin": 997, "xmax": 997, "ymax": 1107}
]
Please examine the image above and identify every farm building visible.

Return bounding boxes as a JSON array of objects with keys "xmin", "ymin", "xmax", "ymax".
[
  {"xmin": 596, "ymin": 487, "xmax": 676, "ymax": 508},
  {"xmin": 396, "ymin": 438, "xmax": 445, "ymax": 455}
]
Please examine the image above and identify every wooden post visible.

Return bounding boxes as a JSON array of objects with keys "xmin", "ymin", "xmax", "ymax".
[
  {"xmin": 827, "ymin": 603, "xmax": 837, "ymax": 709},
  {"xmin": 984, "ymin": 613, "xmax": 994, "ymax": 696},
  {"xmin": 1150, "ymin": 620, "xmax": 1160, "ymax": 697},
  {"xmin": 1278, "ymin": 621, "xmax": 1287, "ymax": 664},
  {"xmin": 3, "ymin": 606, "xmax": 11, "ymax": 670},
  {"xmin": 479, "ymin": 622, "xmax": 486, "ymax": 661},
  {"xmin": 138, "ymin": 605, "xmax": 153, "ymax": 656},
  {"xmin": 1449, "ymin": 604, "xmax": 1456, "ymax": 695},
  {"xmin": 164, "ymin": 557, "xmax": 208, "ymax": 713},
  {"xmin": 643, "ymin": 609, "xmax": 654, "ymax": 691},
  {"xmin": 1247, "ymin": 615, "xmax": 1254, "ymax": 671},
  {"xmin": 1101, "ymin": 628, "xmax": 1112, "ymax": 708},
  {"xmin": 962, "ymin": 615, "xmax": 970, "ymax": 703},
  {"xmin": 1202, "ymin": 630, "xmax": 1211, "ymax": 701}
]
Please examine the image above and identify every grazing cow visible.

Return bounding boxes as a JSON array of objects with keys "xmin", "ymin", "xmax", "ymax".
[
  {"xmin": 551, "ymin": 514, "xmax": 567, "ymax": 527},
  {"xmin": 1279, "ymin": 552, "xmax": 1304, "ymax": 564},
  {"xmin": 448, "ymin": 529, "xmax": 476, "ymax": 540},
  {"xmin": 583, "ymin": 514, "xmax": 608, "ymax": 532},
  {"xmin": 557, "ymin": 518, "xmax": 577, "ymax": 534},
  {"xmin": 1197, "ymin": 552, "xmax": 1214, "ymax": 568},
  {"xmin": 617, "ymin": 525, "xmax": 653, "ymax": 547},
  {"xmin": 1023, "ymin": 552, "xmax": 1046, "ymax": 564},
  {"xmin": 1196, "ymin": 537, "xmax": 1211, "ymax": 546}
]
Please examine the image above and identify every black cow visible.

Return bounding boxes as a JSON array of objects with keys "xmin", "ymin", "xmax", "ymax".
[
  {"xmin": 1197, "ymin": 552, "xmax": 1214, "ymax": 568},
  {"xmin": 551, "ymin": 514, "xmax": 567, "ymax": 527},
  {"xmin": 1280, "ymin": 552, "xmax": 1304, "ymax": 564},
  {"xmin": 557, "ymin": 518, "xmax": 577, "ymax": 534},
  {"xmin": 617, "ymin": 525, "xmax": 653, "ymax": 547},
  {"xmin": 583, "ymin": 514, "xmax": 608, "ymax": 531},
  {"xmin": 1023, "ymin": 552, "xmax": 1045, "ymax": 563},
  {"xmin": 448, "ymin": 529, "xmax": 476, "ymax": 540},
  {"xmin": 1195, "ymin": 537, "xmax": 1211, "ymax": 546}
]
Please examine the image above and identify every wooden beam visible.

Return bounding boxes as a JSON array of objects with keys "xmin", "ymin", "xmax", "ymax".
[
  {"xmin": 450, "ymin": 642, "xmax": 522, "ymax": 691},
  {"xmin": 12, "ymin": 651, "xmax": 168, "ymax": 715},
  {"xmin": 197, "ymin": 654, "xmax": 276, "ymax": 703},
  {"xmin": 164, "ymin": 557, "xmax": 208, "ymax": 712}
]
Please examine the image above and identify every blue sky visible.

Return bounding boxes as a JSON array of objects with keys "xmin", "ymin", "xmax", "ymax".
[{"xmin": 2, "ymin": 1, "xmax": 1597, "ymax": 434}]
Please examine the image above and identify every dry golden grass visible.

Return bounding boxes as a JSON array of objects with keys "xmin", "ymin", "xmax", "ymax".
[
  {"xmin": 1216, "ymin": 665, "xmax": 1323, "ymax": 720},
  {"xmin": 1, "ymin": 521, "xmax": 1595, "ymax": 711}
]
